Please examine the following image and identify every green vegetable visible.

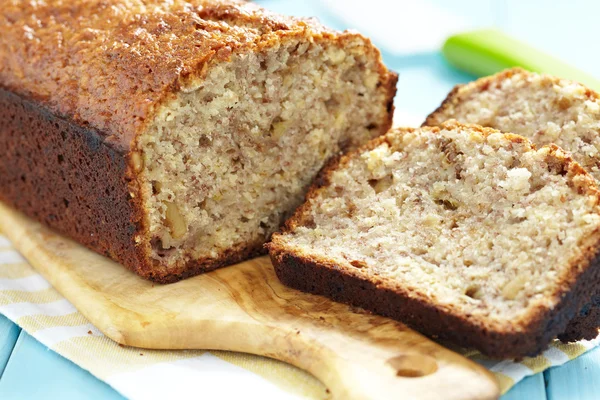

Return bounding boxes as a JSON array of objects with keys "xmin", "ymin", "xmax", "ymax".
[{"xmin": 443, "ymin": 29, "xmax": 600, "ymax": 92}]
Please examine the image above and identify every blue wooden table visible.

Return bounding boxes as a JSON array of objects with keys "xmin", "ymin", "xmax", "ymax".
[{"xmin": 1, "ymin": 0, "xmax": 599, "ymax": 398}]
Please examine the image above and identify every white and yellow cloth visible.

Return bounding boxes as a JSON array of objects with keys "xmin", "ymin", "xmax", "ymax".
[{"xmin": 0, "ymin": 233, "xmax": 598, "ymax": 398}]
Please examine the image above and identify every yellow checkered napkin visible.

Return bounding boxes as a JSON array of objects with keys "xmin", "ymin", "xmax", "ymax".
[{"xmin": 0, "ymin": 234, "xmax": 598, "ymax": 398}]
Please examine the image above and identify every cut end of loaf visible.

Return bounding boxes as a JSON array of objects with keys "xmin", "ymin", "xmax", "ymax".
[
  {"xmin": 269, "ymin": 122, "xmax": 600, "ymax": 357},
  {"xmin": 133, "ymin": 34, "xmax": 396, "ymax": 280}
]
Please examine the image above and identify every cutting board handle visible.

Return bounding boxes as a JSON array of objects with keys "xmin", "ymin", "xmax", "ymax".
[{"xmin": 193, "ymin": 260, "xmax": 500, "ymax": 400}]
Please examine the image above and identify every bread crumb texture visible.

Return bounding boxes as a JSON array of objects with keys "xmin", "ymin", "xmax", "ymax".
[
  {"xmin": 274, "ymin": 123, "xmax": 600, "ymax": 330},
  {"xmin": 140, "ymin": 35, "xmax": 392, "ymax": 269},
  {"xmin": 426, "ymin": 68, "xmax": 600, "ymax": 181}
]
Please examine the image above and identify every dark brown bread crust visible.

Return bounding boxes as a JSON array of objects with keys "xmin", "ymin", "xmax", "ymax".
[
  {"xmin": 0, "ymin": 87, "xmax": 146, "ymax": 274},
  {"xmin": 0, "ymin": 0, "xmax": 397, "ymax": 282},
  {"xmin": 558, "ymin": 295, "xmax": 600, "ymax": 342},
  {"xmin": 269, "ymin": 124, "xmax": 600, "ymax": 358},
  {"xmin": 424, "ymin": 68, "xmax": 600, "ymax": 344},
  {"xmin": 270, "ymin": 248, "xmax": 600, "ymax": 359}
]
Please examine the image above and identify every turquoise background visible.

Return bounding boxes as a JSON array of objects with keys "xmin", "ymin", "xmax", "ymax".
[{"xmin": 1, "ymin": 0, "xmax": 599, "ymax": 398}]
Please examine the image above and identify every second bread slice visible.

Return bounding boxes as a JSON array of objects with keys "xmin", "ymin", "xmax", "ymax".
[
  {"xmin": 268, "ymin": 122, "xmax": 600, "ymax": 358},
  {"xmin": 424, "ymin": 68, "xmax": 600, "ymax": 342}
]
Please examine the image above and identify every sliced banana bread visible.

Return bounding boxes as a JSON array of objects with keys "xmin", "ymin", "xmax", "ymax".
[
  {"xmin": 425, "ymin": 68, "xmax": 600, "ymax": 342},
  {"xmin": 0, "ymin": 0, "xmax": 396, "ymax": 282},
  {"xmin": 268, "ymin": 122, "xmax": 600, "ymax": 358},
  {"xmin": 425, "ymin": 68, "xmax": 600, "ymax": 180}
]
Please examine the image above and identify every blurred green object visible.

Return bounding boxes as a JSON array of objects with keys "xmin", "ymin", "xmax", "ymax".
[{"xmin": 443, "ymin": 29, "xmax": 600, "ymax": 92}]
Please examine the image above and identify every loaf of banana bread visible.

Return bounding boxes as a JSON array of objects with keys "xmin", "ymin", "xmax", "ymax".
[
  {"xmin": 0, "ymin": 0, "xmax": 397, "ymax": 282},
  {"xmin": 425, "ymin": 68, "xmax": 600, "ymax": 342},
  {"xmin": 269, "ymin": 122, "xmax": 600, "ymax": 358}
]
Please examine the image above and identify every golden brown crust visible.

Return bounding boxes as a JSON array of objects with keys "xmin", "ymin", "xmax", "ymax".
[
  {"xmin": 269, "ymin": 123, "xmax": 600, "ymax": 357},
  {"xmin": 0, "ymin": 0, "xmax": 397, "ymax": 282},
  {"xmin": 379, "ymin": 73, "xmax": 398, "ymax": 138},
  {"xmin": 0, "ymin": 0, "xmax": 390, "ymax": 149}
]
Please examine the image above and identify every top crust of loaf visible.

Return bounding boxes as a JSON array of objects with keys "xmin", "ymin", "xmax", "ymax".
[
  {"xmin": 269, "ymin": 121, "xmax": 600, "ymax": 357},
  {"xmin": 0, "ymin": 0, "xmax": 392, "ymax": 149}
]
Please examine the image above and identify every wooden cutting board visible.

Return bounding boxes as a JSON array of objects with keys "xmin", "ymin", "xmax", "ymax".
[{"xmin": 0, "ymin": 202, "xmax": 499, "ymax": 400}]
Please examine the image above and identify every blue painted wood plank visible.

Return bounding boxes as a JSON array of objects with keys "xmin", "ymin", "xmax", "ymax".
[
  {"xmin": 0, "ymin": 315, "xmax": 20, "ymax": 379},
  {"xmin": 501, "ymin": 374, "xmax": 547, "ymax": 400},
  {"xmin": 0, "ymin": 331, "xmax": 124, "ymax": 400},
  {"xmin": 545, "ymin": 346, "xmax": 600, "ymax": 400}
]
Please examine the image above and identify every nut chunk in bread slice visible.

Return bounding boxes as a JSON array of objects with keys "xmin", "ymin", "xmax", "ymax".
[
  {"xmin": 425, "ymin": 68, "xmax": 600, "ymax": 343},
  {"xmin": 268, "ymin": 122, "xmax": 600, "ymax": 358}
]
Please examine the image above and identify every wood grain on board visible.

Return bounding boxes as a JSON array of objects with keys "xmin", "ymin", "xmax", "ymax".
[{"xmin": 0, "ymin": 202, "xmax": 499, "ymax": 400}]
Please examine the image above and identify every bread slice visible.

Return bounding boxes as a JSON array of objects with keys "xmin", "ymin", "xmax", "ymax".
[
  {"xmin": 425, "ymin": 68, "xmax": 600, "ymax": 342},
  {"xmin": 425, "ymin": 68, "xmax": 600, "ymax": 180},
  {"xmin": 268, "ymin": 122, "xmax": 600, "ymax": 358},
  {"xmin": 0, "ymin": 0, "xmax": 396, "ymax": 282}
]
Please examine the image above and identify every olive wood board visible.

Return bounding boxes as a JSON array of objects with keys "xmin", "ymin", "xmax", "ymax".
[{"xmin": 0, "ymin": 202, "xmax": 499, "ymax": 400}]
